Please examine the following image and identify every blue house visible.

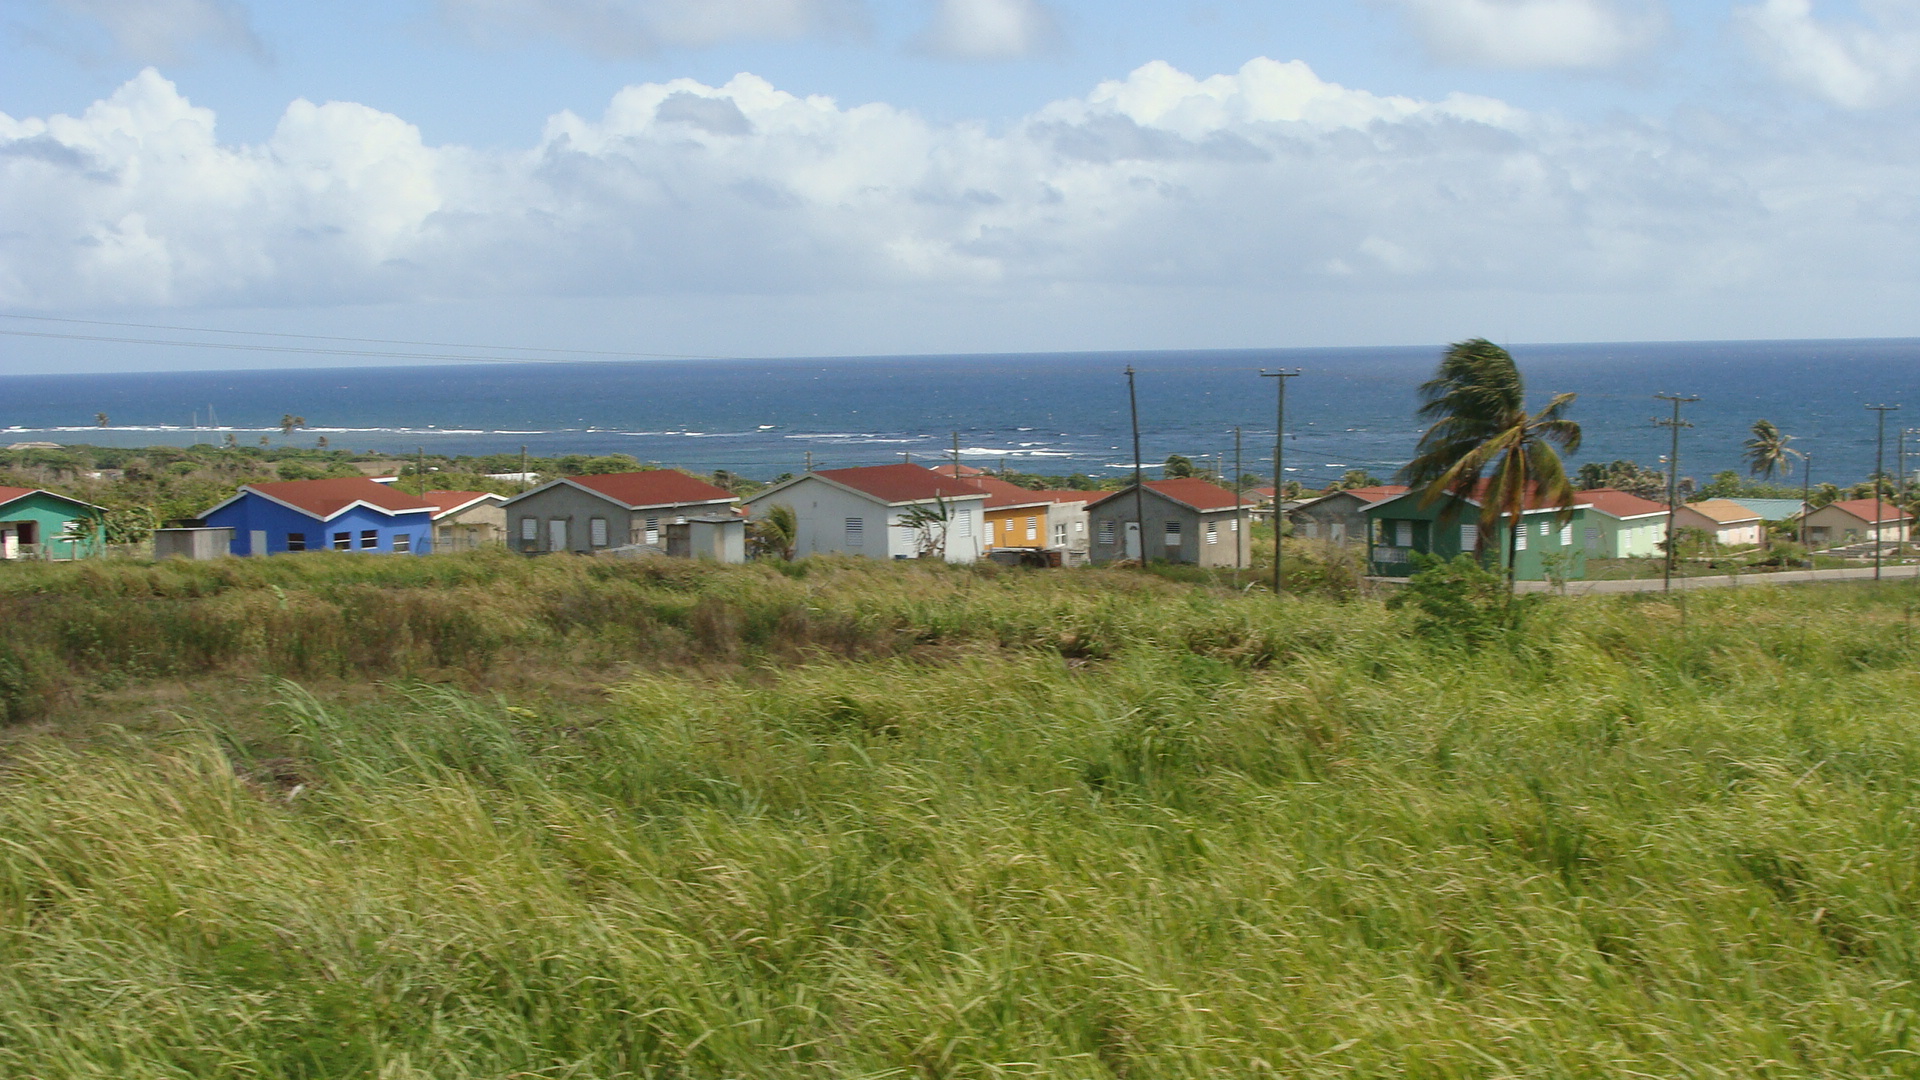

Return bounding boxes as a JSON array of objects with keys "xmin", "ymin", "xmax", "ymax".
[{"xmin": 201, "ymin": 477, "xmax": 436, "ymax": 556}]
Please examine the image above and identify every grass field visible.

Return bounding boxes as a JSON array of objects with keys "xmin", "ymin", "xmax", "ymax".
[{"xmin": 4, "ymin": 552, "xmax": 1920, "ymax": 1077}]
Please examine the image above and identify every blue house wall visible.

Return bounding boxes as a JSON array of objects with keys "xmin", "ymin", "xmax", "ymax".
[{"xmin": 204, "ymin": 494, "xmax": 434, "ymax": 556}]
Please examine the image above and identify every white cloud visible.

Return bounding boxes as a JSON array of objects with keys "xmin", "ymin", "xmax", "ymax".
[
  {"xmin": 914, "ymin": 0, "xmax": 1060, "ymax": 59},
  {"xmin": 437, "ymin": 0, "xmax": 865, "ymax": 55},
  {"xmin": 51, "ymin": 0, "xmax": 263, "ymax": 63},
  {"xmin": 1, "ymin": 58, "xmax": 1918, "ymax": 334},
  {"xmin": 1736, "ymin": 0, "xmax": 1920, "ymax": 108},
  {"xmin": 1383, "ymin": 0, "xmax": 1667, "ymax": 69}
]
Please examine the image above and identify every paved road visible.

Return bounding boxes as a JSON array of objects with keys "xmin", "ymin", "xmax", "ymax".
[{"xmin": 1512, "ymin": 563, "xmax": 1920, "ymax": 595}]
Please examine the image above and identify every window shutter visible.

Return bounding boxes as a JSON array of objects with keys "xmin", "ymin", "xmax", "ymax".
[
  {"xmin": 1460, "ymin": 523, "xmax": 1478, "ymax": 549},
  {"xmin": 845, "ymin": 518, "xmax": 864, "ymax": 546},
  {"xmin": 1395, "ymin": 521, "xmax": 1412, "ymax": 547}
]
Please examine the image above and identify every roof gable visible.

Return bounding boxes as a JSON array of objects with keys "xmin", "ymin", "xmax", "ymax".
[
  {"xmin": 1824, "ymin": 498, "xmax": 1912, "ymax": 524},
  {"xmin": 0, "ymin": 486, "xmax": 104, "ymax": 514},
  {"xmin": 420, "ymin": 491, "xmax": 507, "ymax": 519},
  {"xmin": 208, "ymin": 478, "xmax": 437, "ymax": 522}
]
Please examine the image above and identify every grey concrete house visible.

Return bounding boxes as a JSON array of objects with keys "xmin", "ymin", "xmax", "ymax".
[
  {"xmin": 1286, "ymin": 485, "xmax": 1408, "ymax": 545},
  {"xmin": 743, "ymin": 464, "xmax": 988, "ymax": 562},
  {"xmin": 501, "ymin": 471, "xmax": 740, "ymax": 558},
  {"xmin": 1085, "ymin": 478, "xmax": 1252, "ymax": 567},
  {"xmin": 423, "ymin": 491, "xmax": 508, "ymax": 552}
]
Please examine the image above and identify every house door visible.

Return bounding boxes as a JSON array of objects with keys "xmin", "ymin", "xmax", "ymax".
[
  {"xmin": 249, "ymin": 530, "xmax": 267, "ymax": 556},
  {"xmin": 548, "ymin": 519, "xmax": 568, "ymax": 551},
  {"xmin": 1330, "ymin": 522, "xmax": 1346, "ymax": 544},
  {"xmin": 0, "ymin": 525, "xmax": 15, "ymax": 560},
  {"xmin": 1124, "ymin": 522, "xmax": 1141, "ymax": 559}
]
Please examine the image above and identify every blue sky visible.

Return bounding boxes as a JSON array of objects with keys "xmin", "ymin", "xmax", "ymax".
[{"xmin": 3, "ymin": 0, "xmax": 1920, "ymax": 372}]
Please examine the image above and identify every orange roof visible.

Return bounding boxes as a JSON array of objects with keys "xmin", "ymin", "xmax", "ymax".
[
  {"xmin": 1343, "ymin": 485, "xmax": 1409, "ymax": 503},
  {"xmin": 1090, "ymin": 478, "xmax": 1251, "ymax": 514},
  {"xmin": 244, "ymin": 478, "xmax": 436, "ymax": 518},
  {"xmin": 812, "ymin": 464, "xmax": 988, "ymax": 504},
  {"xmin": 1681, "ymin": 499, "xmax": 1762, "ymax": 525},
  {"xmin": 1825, "ymin": 498, "xmax": 1912, "ymax": 524},
  {"xmin": 1580, "ymin": 488, "xmax": 1669, "ymax": 519},
  {"xmin": 565, "ymin": 471, "xmax": 735, "ymax": 509}
]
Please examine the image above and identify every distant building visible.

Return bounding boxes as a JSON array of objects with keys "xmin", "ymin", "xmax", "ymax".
[
  {"xmin": 967, "ymin": 476, "xmax": 1100, "ymax": 559},
  {"xmin": 200, "ymin": 478, "xmax": 437, "ymax": 556},
  {"xmin": 1577, "ymin": 488, "xmax": 1670, "ymax": 558},
  {"xmin": 744, "ymin": 464, "xmax": 988, "ymax": 562},
  {"xmin": 1733, "ymin": 498, "xmax": 1808, "ymax": 523},
  {"xmin": 1287, "ymin": 485, "xmax": 1408, "ymax": 545},
  {"xmin": 1671, "ymin": 499, "xmax": 1763, "ymax": 547},
  {"xmin": 1084, "ymin": 479, "xmax": 1252, "ymax": 567},
  {"xmin": 502, "ymin": 471, "xmax": 739, "ymax": 557},
  {"xmin": 0, "ymin": 486, "xmax": 105, "ymax": 560},
  {"xmin": 422, "ymin": 491, "xmax": 508, "ymax": 552},
  {"xmin": 1796, "ymin": 498, "xmax": 1912, "ymax": 547}
]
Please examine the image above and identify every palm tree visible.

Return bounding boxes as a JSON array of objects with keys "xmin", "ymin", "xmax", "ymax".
[
  {"xmin": 1398, "ymin": 339, "xmax": 1582, "ymax": 585},
  {"xmin": 1743, "ymin": 419, "xmax": 1800, "ymax": 480}
]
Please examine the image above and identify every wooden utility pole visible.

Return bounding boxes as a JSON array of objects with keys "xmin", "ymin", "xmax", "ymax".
[
  {"xmin": 1867, "ymin": 404, "xmax": 1900, "ymax": 580},
  {"xmin": 1653, "ymin": 394, "xmax": 1698, "ymax": 593},
  {"xmin": 805, "ymin": 449, "xmax": 814, "ymax": 472},
  {"xmin": 1801, "ymin": 451, "xmax": 1813, "ymax": 560},
  {"xmin": 1260, "ymin": 370, "xmax": 1301, "ymax": 594},
  {"xmin": 520, "ymin": 445, "xmax": 530, "ymax": 492},
  {"xmin": 417, "ymin": 446, "xmax": 427, "ymax": 496},
  {"xmin": 1126, "ymin": 367, "xmax": 1145, "ymax": 565},
  {"xmin": 951, "ymin": 432, "xmax": 961, "ymax": 475},
  {"xmin": 1233, "ymin": 426, "xmax": 1245, "ymax": 582}
]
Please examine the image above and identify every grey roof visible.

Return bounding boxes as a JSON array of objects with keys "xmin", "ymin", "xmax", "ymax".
[{"xmin": 1731, "ymin": 498, "xmax": 1806, "ymax": 521}]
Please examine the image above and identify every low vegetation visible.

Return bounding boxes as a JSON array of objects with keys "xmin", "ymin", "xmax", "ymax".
[{"xmin": 4, "ymin": 554, "xmax": 1920, "ymax": 1077}]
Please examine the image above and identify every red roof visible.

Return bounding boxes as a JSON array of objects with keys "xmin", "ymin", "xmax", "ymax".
[
  {"xmin": 566, "ymin": 471, "xmax": 735, "ymax": 509},
  {"xmin": 1343, "ymin": 485, "xmax": 1409, "ymax": 503},
  {"xmin": 246, "ymin": 478, "xmax": 436, "ymax": 518},
  {"xmin": 0, "ymin": 486, "xmax": 38, "ymax": 508},
  {"xmin": 1090, "ymin": 478, "xmax": 1251, "ymax": 513},
  {"xmin": 1580, "ymin": 488, "xmax": 1669, "ymax": 519},
  {"xmin": 812, "ymin": 464, "xmax": 989, "ymax": 504},
  {"xmin": 1826, "ymin": 498, "xmax": 1912, "ymax": 524},
  {"xmin": 966, "ymin": 476, "xmax": 1055, "ymax": 509},
  {"xmin": 929, "ymin": 463, "xmax": 986, "ymax": 477}
]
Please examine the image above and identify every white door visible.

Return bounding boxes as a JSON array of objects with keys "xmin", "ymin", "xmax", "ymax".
[
  {"xmin": 548, "ymin": 519, "xmax": 568, "ymax": 551},
  {"xmin": 1124, "ymin": 521, "xmax": 1141, "ymax": 559},
  {"xmin": 250, "ymin": 530, "xmax": 267, "ymax": 556}
]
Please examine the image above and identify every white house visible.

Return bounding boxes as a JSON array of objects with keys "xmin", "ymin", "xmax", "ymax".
[
  {"xmin": 744, "ymin": 464, "xmax": 989, "ymax": 562},
  {"xmin": 1671, "ymin": 499, "xmax": 1764, "ymax": 548}
]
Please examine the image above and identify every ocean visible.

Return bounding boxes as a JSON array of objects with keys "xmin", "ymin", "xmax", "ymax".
[{"xmin": 4, "ymin": 339, "xmax": 1918, "ymax": 489}]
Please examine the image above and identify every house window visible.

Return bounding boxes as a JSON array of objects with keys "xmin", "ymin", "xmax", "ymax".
[
  {"xmin": 1164, "ymin": 520, "xmax": 1181, "ymax": 546},
  {"xmin": 1053, "ymin": 523, "xmax": 1067, "ymax": 546},
  {"xmin": 1205, "ymin": 520, "xmax": 1219, "ymax": 545},
  {"xmin": 845, "ymin": 518, "xmax": 864, "ymax": 547},
  {"xmin": 1098, "ymin": 520, "xmax": 1116, "ymax": 545},
  {"xmin": 1304, "ymin": 521, "xmax": 1319, "ymax": 538},
  {"xmin": 1395, "ymin": 521, "xmax": 1413, "ymax": 548},
  {"xmin": 1515, "ymin": 526, "xmax": 1528, "ymax": 551},
  {"xmin": 286, "ymin": 533, "xmax": 306, "ymax": 551},
  {"xmin": 1560, "ymin": 524, "xmax": 1573, "ymax": 546},
  {"xmin": 645, "ymin": 517, "xmax": 660, "ymax": 545},
  {"xmin": 1229, "ymin": 519, "xmax": 1238, "ymax": 532},
  {"xmin": 590, "ymin": 518, "xmax": 608, "ymax": 547},
  {"xmin": 1026, "ymin": 516, "xmax": 1039, "ymax": 542},
  {"xmin": 520, "ymin": 517, "xmax": 538, "ymax": 541},
  {"xmin": 333, "ymin": 532, "xmax": 351, "ymax": 550},
  {"xmin": 1539, "ymin": 520, "xmax": 1551, "ymax": 537},
  {"xmin": 393, "ymin": 534, "xmax": 411, "ymax": 553},
  {"xmin": 1076, "ymin": 521, "xmax": 1085, "ymax": 534},
  {"xmin": 360, "ymin": 530, "xmax": 378, "ymax": 550},
  {"xmin": 1461, "ymin": 524, "xmax": 1477, "ymax": 550}
]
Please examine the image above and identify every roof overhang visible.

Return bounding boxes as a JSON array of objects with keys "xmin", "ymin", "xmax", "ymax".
[
  {"xmin": 745, "ymin": 471, "xmax": 988, "ymax": 508},
  {"xmin": 503, "ymin": 476, "xmax": 736, "ymax": 512},
  {"xmin": 0, "ymin": 488, "xmax": 106, "ymax": 514},
  {"xmin": 204, "ymin": 486, "xmax": 435, "ymax": 523}
]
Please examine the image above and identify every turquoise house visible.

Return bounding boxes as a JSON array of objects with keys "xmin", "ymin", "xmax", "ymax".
[
  {"xmin": 1362, "ymin": 486, "xmax": 1594, "ymax": 581},
  {"xmin": 0, "ymin": 486, "xmax": 106, "ymax": 560}
]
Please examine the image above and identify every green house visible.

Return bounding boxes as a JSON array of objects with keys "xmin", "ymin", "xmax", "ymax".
[
  {"xmin": 0, "ymin": 486, "xmax": 106, "ymax": 561},
  {"xmin": 1362, "ymin": 487, "xmax": 1593, "ymax": 581}
]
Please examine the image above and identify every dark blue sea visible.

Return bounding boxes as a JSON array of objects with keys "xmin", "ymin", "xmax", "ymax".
[{"xmin": 4, "ymin": 340, "xmax": 1917, "ymax": 488}]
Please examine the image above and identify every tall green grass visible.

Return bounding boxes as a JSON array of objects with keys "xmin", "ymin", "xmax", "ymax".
[{"xmin": 3, "ymin": 557, "xmax": 1920, "ymax": 1075}]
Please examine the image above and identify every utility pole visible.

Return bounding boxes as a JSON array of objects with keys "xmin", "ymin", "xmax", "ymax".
[
  {"xmin": 417, "ymin": 446, "xmax": 427, "ymax": 496},
  {"xmin": 1801, "ymin": 451, "xmax": 1813, "ymax": 562},
  {"xmin": 1260, "ymin": 369, "xmax": 1301, "ymax": 594},
  {"xmin": 1126, "ymin": 367, "xmax": 1146, "ymax": 565},
  {"xmin": 1234, "ymin": 426, "xmax": 1245, "ymax": 582},
  {"xmin": 520, "ymin": 445, "xmax": 530, "ymax": 491},
  {"xmin": 805, "ymin": 449, "xmax": 814, "ymax": 472},
  {"xmin": 1867, "ymin": 404, "xmax": 1900, "ymax": 580},
  {"xmin": 951, "ymin": 432, "xmax": 961, "ymax": 476},
  {"xmin": 1653, "ymin": 394, "xmax": 1699, "ymax": 594}
]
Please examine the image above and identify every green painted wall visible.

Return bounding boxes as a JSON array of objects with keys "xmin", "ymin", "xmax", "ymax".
[
  {"xmin": 1364, "ymin": 494, "xmax": 1590, "ymax": 580},
  {"xmin": 0, "ymin": 491, "xmax": 105, "ymax": 560}
]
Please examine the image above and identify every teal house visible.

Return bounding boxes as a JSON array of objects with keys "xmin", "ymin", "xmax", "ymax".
[
  {"xmin": 0, "ymin": 486, "xmax": 105, "ymax": 561},
  {"xmin": 1363, "ymin": 485, "xmax": 1596, "ymax": 581}
]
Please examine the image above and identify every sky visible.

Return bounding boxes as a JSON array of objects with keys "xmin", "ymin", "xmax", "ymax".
[{"xmin": 3, "ymin": 0, "xmax": 1920, "ymax": 373}]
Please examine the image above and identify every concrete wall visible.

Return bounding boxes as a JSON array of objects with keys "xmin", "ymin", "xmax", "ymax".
[
  {"xmin": 434, "ymin": 500, "xmax": 506, "ymax": 551},
  {"xmin": 505, "ymin": 484, "xmax": 738, "ymax": 554},
  {"xmin": 1288, "ymin": 494, "xmax": 1369, "ymax": 545},
  {"xmin": 154, "ymin": 527, "xmax": 234, "ymax": 560},
  {"xmin": 1087, "ymin": 488, "xmax": 1250, "ymax": 568}
]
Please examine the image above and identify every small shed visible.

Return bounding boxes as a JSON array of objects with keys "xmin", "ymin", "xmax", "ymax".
[
  {"xmin": 153, "ymin": 527, "xmax": 235, "ymax": 560},
  {"xmin": 503, "ymin": 471, "xmax": 740, "ymax": 558},
  {"xmin": 666, "ymin": 516, "xmax": 747, "ymax": 562}
]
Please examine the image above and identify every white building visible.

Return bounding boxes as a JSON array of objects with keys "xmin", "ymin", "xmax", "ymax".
[{"xmin": 744, "ymin": 464, "xmax": 989, "ymax": 563}]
